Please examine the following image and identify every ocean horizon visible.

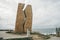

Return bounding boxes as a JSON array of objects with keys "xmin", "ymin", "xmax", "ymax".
[
  {"xmin": 32, "ymin": 28, "xmax": 56, "ymax": 35},
  {"xmin": 0, "ymin": 27, "xmax": 56, "ymax": 35}
]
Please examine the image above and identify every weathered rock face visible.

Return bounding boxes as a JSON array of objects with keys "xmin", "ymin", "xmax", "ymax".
[
  {"xmin": 15, "ymin": 3, "xmax": 25, "ymax": 33},
  {"xmin": 15, "ymin": 3, "xmax": 32, "ymax": 33},
  {"xmin": 24, "ymin": 5, "xmax": 32, "ymax": 33}
]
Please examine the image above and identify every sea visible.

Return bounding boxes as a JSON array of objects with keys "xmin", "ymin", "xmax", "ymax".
[{"xmin": 32, "ymin": 28, "xmax": 56, "ymax": 35}]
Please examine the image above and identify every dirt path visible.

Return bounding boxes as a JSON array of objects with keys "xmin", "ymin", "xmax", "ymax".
[{"xmin": 47, "ymin": 36, "xmax": 60, "ymax": 40}]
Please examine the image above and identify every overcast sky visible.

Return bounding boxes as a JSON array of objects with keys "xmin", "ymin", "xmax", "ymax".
[{"xmin": 0, "ymin": 0, "xmax": 60, "ymax": 29}]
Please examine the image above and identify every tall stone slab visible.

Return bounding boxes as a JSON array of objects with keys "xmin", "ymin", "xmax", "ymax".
[
  {"xmin": 15, "ymin": 3, "xmax": 25, "ymax": 33},
  {"xmin": 24, "ymin": 5, "xmax": 32, "ymax": 33}
]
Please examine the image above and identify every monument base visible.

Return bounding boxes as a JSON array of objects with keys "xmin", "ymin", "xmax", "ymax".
[{"xmin": 0, "ymin": 31, "xmax": 32, "ymax": 40}]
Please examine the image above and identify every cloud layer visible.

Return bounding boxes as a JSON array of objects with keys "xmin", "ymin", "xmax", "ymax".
[
  {"xmin": 32, "ymin": 0, "xmax": 60, "ymax": 28},
  {"xmin": 0, "ymin": 0, "xmax": 60, "ymax": 29}
]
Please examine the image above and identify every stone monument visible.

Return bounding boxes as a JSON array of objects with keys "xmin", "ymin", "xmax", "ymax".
[
  {"xmin": 15, "ymin": 3, "xmax": 32, "ymax": 33},
  {"xmin": 24, "ymin": 5, "xmax": 32, "ymax": 33},
  {"xmin": 15, "ymin": 3, "xmax": 25, "ymax": 33}
]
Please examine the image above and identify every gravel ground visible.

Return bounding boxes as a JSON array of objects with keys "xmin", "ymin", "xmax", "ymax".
[{"xmin": 31, "ymin": 35, "xmax": 45, "ymax": 40}]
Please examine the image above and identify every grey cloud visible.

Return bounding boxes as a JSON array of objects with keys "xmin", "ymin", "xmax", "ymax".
[
  {"xmin": 0, "ymin": 0, "xmax": 60, "ymax": 29},
  {"xmin": 32, "ymin": 0, "xmax": 60, "ymax": 29},
  {"xmin": 0, "ymin": 0, "xmax": 18, "ymax": 29}
]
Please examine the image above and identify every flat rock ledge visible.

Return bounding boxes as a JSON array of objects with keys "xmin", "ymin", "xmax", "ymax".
[{"xmin": 0, "ymin": 37, "xmax": 32, "ymax": 40}]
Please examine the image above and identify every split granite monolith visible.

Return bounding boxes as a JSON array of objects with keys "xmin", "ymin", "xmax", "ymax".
[{"xmin": 15, "ymin": 3, "xmax": 32, "ymax": 33}]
